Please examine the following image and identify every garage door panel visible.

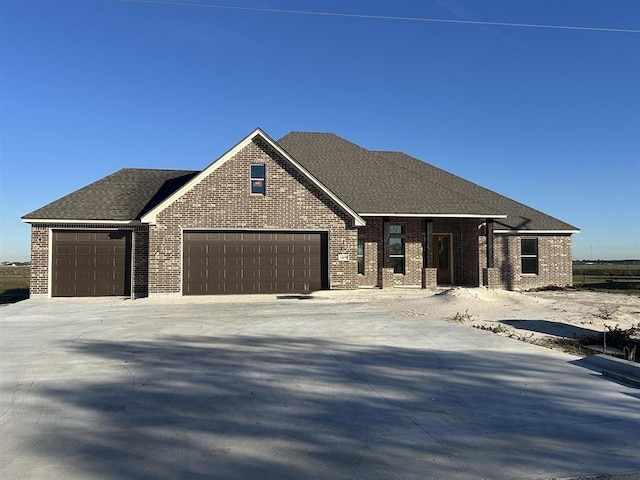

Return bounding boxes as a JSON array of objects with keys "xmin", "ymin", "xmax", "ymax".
[
  {"xmin": 95, "ymin": 270, "xmax": 115, "ymax": 281},
  {"xmin": 52, "ymin": 230, "xmax": 131, "ymax": 297},
  {"xmin": 54, "ymin": 271, "xmax": 74, "ymax": 282},
  {"xmin": 257, "ymin": 268, "xmax": 276, "ymax": 280},
  {"xmin": 241, "ymin": 233, "xmax": 259, "ymax": 242},
  {"xmin": 186, "ymin": 270, "xmax": 209, "ymax": 281},
  {"xmin": 242, "ymin": 244, "xmax": 259, "ymax": 255},
  {"xmin": 95, "ymin": 258, "xmax": 114, "ymax": 269},
  {"xmin": 54, "ymin": 257, "xmax": 74, "ymax": 268},
  {"xmin": 74, "ymin": 257, "xmax": 92, "ymax": 268},
  {"xmin": 94, "ymin": 245, "xmax": 112, "ymax": 255},
  {"xmin": 74, "ymin": 245, "xmax": 92, "ymax": 256},
  {"xmin": 55, "ymin": 232, "xmax": 75, "ymax": 241},
  {"xmin": 258, "ymin": 256, "xmax": 276, "ymax": 267},
  {"xmin": 183, "ymin": 231, "xmax": 328, "ymax": 295},
  {"xmin": 189, "ymin": 232, "xmax": 206, "ymax": 241},
  {"xmin": 72, "ymin": 232, "xmax": 92, "ymax": 241},
  {"xmin": 187, "ymin": 258, "xmax": 209, "ymax": 269},
  {"xmin": 186, "ymin": 244, "xmax": 208, "ymax": 255},
  {"xmin": 55, "ymin": 245, "xmax": 73, "ymax": 255}
]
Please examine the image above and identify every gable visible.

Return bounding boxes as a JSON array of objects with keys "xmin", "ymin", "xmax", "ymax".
[{"xmin": 141, "ymin": 128, "xmax": 364, "ymax": 226}]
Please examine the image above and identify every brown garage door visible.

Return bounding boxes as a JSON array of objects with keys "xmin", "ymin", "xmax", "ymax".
[
  {"xmin": 183, "ymin": 231, "xmax": 328, "ymax": 295},
  {"xmin": 52, "ymin": 230, "xmax": 132, "ymax": 297}
]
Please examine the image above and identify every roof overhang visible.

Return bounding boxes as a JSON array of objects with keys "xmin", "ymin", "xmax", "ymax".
[
  {"xmin": 140, "ymin": 128, "xmax": 366, "ymax": 227},
  {"xmin": 359, "ymin": 213, "xmax": 508, "ymax": 219},
  {"xmin": 494, "ymin": 229, "xmax": 581, "ymax": 234},
  {"xmin": 21, "ymin": 219, "xmax": 142, "ymax": 225}
]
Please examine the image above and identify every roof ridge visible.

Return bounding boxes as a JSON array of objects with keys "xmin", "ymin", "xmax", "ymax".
[
  {"xmin": 119, "ymin": 167, "xmax": 199, "ymax": 173},
  {"xmin": 284, "ymin": 131, "xmax": 338, "ymax": 135}
]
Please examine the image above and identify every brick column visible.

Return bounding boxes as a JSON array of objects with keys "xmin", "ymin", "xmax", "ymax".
[
  {"xmin": 482, "ymin": 267, "xmax": 501, "ymax": 288},
  {"xmin": 29, "ymin": 225, "xmax": 49, "ymax": 298},
  {"xmin": 422, "ymin": 268, "xmax": 438, "ymax": 289},
  {"xmin": 380, "ymin": 268, "xmax": 395, "ymax": 289}
]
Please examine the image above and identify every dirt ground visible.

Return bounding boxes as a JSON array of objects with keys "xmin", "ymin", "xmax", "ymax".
[{"xmin": 347, "ymin": 287, "xmax": 640, "ymax": 346}]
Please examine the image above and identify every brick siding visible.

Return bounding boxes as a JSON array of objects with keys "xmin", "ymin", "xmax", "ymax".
[
  {"xmin": 148, "ymin": 137, "xmax": 359, "ymax": 294},
  {"xmin": 479, "ymin": 233, "xmax": 573, "ymax": 289},
  {"xmin": 132, "ymin": 229, "xmax": 149, "ymax": 297},
  {"xmin": 432, "ymin": 218, "xmax": 481, "ymax": 287},
  {"xmin": 28, "ymin": 216, "xmax": 573, "ymax": 296},
  {"xmin": 26, "ymin": 141, "xmax": 574, "ymax": 296},
  {"xmin": 29, "ymin": 225, "xmax": 49, "ymax": 297},
  {"xmin": 28, "ymin": 224, "xmax": 149, "ymax": 298},
  {"xmin": 360, "ymin": 217, "xmax": 381, "ymax": 287},
  {"xmin": 357, "ymin": 217, "xmax": 483, "ymax": 288},
  {"xmin": 358, "ymin": 219, "xmax": 572, "ymax": 290}
]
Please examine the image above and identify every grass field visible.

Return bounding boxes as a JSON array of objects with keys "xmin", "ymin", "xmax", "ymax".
[
  {"xmin": 0, "ymin": 264, "xmax": 638, "ymax": 303},
  {"xmin": 572, "ymin": 264, "xmax": 640, "ymax": 293},
  {"xmin": 0, "ymin": 266, "xmax": 30, "ymax": 303}
]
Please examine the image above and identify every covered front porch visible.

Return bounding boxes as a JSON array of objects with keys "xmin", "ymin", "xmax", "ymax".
[{"xmin": 356, "ymin": 216, "xmax": 499, "ymax": 289}]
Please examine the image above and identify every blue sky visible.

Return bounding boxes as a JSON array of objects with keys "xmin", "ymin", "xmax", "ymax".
[{"xmin": 1, "ymin": 0, "xmax": 639, "ymax": 261}]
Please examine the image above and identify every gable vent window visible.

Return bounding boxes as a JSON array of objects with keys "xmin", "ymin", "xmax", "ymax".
[
  {"xmin": 521, "ymin": 238, "xmax": 538, "ymax": 275},
  {"xmin": 250, "ymin": 164, "xmax": 266, "ymax": 195}
]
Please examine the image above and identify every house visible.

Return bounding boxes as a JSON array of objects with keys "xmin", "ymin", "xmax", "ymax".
[{"xmin": 22, "ymin": 128, "xmax": 579, "ymax": 297}]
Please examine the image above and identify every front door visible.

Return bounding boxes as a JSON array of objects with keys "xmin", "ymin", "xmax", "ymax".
[{"xmin": 432, "ymin": 234, "xmax": 452, "ymax": 285}]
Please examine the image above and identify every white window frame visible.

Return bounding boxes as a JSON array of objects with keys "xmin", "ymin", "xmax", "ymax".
[{"xmin": 250, "ymin": 164, "xmax": 266, "ymax": 195}]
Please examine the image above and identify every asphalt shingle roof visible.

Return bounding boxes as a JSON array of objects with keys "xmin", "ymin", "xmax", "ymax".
[
  {"xmin": 375, "ymin": 151, "xmax": 578, "ymax": 231},
  {"xmin": 23, "ymin": 168, "xmax": 198, "ymax": 221},
  {"xmin": 23, "ymin": 131, "xmax": 577, "ymax": 232},
  {"xmin": 278, "ymin": 132, "xmax": 578, "ymax": 231}
]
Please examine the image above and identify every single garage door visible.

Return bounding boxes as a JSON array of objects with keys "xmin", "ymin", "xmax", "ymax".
[
  {"xmin": 183, "ymin": 231, "xmax": 328, "ymax": 295},
  {"xmin": 52, "ymin": 230, "xmax": 132, "ymax": 297}
]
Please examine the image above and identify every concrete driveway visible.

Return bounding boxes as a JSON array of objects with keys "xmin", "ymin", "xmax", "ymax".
[{"xmin": 1, "ymin": 293, "xmax": 639, "ymax": 480}]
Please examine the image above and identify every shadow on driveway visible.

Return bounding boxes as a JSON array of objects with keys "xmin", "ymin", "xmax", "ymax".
[
  {"xmin": 499, "ymin": 319, "xmax": 601, "ymax": 339},
  {"xmin": 19, "ymin": 334, "xmax": 640, "ymax": 480}
]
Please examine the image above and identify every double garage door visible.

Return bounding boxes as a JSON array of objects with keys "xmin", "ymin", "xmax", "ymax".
[
  {"xmin": 51, "ymin": 230, "xmax": 328, "ymax": 297},
  {"xmin": 52, "ymin": 230, "xmax": 131, "ymax": 297},
  {"xmin": 183, "ymin": 231, "xmax": 328, "ymax": 295}
]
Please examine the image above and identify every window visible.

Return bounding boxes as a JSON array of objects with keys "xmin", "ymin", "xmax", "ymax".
[
  {"xmin": 385, "ymin": 224, "xmax": 405, "ymax": 274},
  {"xmin": 521, "ymin": 238, "xmax": 538, "ymax": 274},
  {"xmin": 250, "ymin": 164, "xmax": 265, "ymax": 195},
  {"xmin": 357, "ymin": 232, "xmax": 365, "ymax": 275}
]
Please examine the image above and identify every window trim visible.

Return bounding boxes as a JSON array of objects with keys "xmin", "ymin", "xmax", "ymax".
[
  {"xmin": 385, "ymin": 223, "xmax": 405, "ymax": 275},
  {"xmin": 250, "ymin": 164, "xmax": 266, "ymax": 195},
  {"xmin": 521, "ymin": 237, "xmax": 539, "ymax": 275},
  {"xmin": 357, "ymin": 231, "xmax": 365, "ymax": 275}
]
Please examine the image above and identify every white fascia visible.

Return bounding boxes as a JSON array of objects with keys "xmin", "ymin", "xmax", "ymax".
[
  {"xmin": 140, "ymin": 127, "xmax": 365, "ymax": 227},
  {"xmin": 359, "ymin": 213, "xmax": 508, "ymax": 219},
  {"xmin": 494, "ymin": 229, "xmax": 581, "ymax": 234},
  {"xmin": 22, "ymin": 219, "xmax": 142, "ymax": 224}
]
